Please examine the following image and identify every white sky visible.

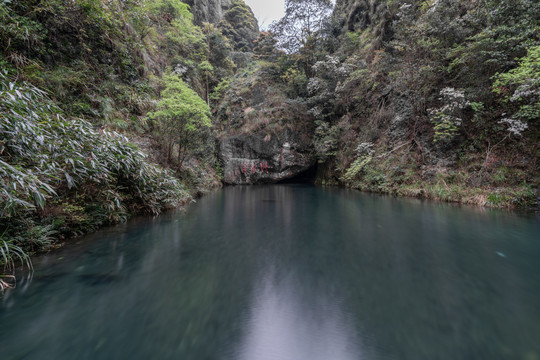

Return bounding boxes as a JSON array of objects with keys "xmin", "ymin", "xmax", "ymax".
[
  {"xmin": 243, "ymin": 0, "xmax": 335, "ymax": 30},
  {"xmin": 243, "ymin": 0, "xmax": 286, "ymax": 29}
]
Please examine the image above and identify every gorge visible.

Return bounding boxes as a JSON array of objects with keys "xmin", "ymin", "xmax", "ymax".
[
  {"xmin": 0, "ymin": 0, "xmax": 539, "ymax": 339},
  {"xmin": 1, "ymin": 1, "xmax": 539, "ymax": 358}
]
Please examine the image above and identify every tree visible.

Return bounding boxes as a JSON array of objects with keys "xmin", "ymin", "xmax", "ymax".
[
  {"xmin": 493, "ymin": 45, "xmax": 540, "ymax": 127},
  {"xmin": 270, "ymin": 0, "xmax": 333, "ymax": 54},
  {"xmin": 198, "ymin": 60, "xmax": 214, "ymax": 106},
  {"xmin": 201, "ymin": 22, "xmax": 235, "ymax": 107},
  {"xmin": 253, "ymin": 32, "xmax": 281, "ymax": 61},
  {"xmin": 270, "ymin": 0, "xmax": 333, "ymax": 78},
  {"xmin": 147, "ymin": 74, "xmax": 212, "ymax": 169}
]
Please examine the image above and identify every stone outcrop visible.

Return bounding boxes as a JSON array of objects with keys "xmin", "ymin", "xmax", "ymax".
[
  {"xmin": 219, "ymin": 0, "xmax": 259, "ymax": 51},
  {"xmin": 219, "ymin": 131, "xmax": 316, "ymax": 185},
  {"xmin": 184, "ymin": 0, "xmax": 233, "ymax": 24},
  {"xmin": 184, "ymin": 0, "xmax": 259, "ymax": 51}
]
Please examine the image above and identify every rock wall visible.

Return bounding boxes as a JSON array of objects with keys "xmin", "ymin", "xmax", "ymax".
[
  {"xmin": 220, "ymin": 131, "xmax": 316, "ymax": 185},
  {"xmin": 219, "ymin": 0, "xmax": 259, "ymax": 51},
  {"xmin": 184, "ymin": 0, "xmax": 233, "ymax": 24},
  {"xmin": 184, "ymin": 0, "xmax": 259, "ymax": 51}
]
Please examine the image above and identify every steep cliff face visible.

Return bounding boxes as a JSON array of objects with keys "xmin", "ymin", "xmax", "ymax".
[
  {"xmin": 219, "ymin": 0, "xmax": 260, "ymax": 51},
  {"xmin": 220, "ymin": 131, "xmax": 315, "ymax": 184},
  {"xmin": 185, "ymin": 0, "xmax": 259, "ymax": 51},
  {"xmin": 184, "ymin": 0, "xmax": 233, "ymax": 24},
  {"xmin": 215, "ymin": 61, "xmax": 316, "ymax": 184}
]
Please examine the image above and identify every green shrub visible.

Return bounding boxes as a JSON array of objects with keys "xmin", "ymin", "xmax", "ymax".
[{"xmin": 0, "ymin": 71, "xmax": 190, "ymax": 272}]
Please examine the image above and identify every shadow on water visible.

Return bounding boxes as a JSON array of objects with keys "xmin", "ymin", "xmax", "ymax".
[{"xmin": 1, "ymin": 185, "xmax": 539, "ymax": 360}]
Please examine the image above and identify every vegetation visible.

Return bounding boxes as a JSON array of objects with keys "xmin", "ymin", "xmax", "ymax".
[
  {"xmin": 0, "ymin": 0, "xmax": 251, "ymax": 280},
  {"xmin": 147, "ymin": 73, "xmax": 212, "ymax": 168},
  {"xmin": 0, "ymin": 70, "xmax": 190, "ymax": 277},
  {"xmin": 323, "ymin": 0, "xmax": 539, "ymax": 206},
  {"xmin": 219, "ymin": 0, "xmax": 259, "ymax": 52},
  {"xmin": 1, "ymin": 0, "xmax": 538, "ymax": 283},
  {"xmin": 212, "ymin": 0, "xmax": 538, "ymax": 208},
  {"xmin": 493, "ymin": 45, "xmax": 540, "ymax": 126},
  {"xmin": 270, "ymin": 0, "xmax": 333, "ymax": 53}
]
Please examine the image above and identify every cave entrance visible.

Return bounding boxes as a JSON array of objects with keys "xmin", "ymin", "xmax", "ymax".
[{"xmin": 277, "ymin": 162, "xmax": 318, "ymax": 184}]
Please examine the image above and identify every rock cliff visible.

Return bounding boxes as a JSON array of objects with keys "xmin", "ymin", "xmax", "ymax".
[
  {"xmin": 185, "ymin": 0, "xmax": 259, "ymax": 51},
  {"xmin": 220, "ymin": 131, "xmax": 315, "ymax": 185},
  {"xmin": 215, "ymin": 61, "xmax": 316, "ymax": 184},
  {"xmin": 184, "ymin": 0, "xmax": 232, "ymax": 24}
]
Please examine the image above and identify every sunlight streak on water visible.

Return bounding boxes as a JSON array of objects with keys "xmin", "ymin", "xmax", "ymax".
[
  {"xmin": 237, "ymin": 268, "xmax": 365, "ymax": 360},
  {"xmin": 1, "ymin": 185, "xmax": 539, "ymax": 360}
]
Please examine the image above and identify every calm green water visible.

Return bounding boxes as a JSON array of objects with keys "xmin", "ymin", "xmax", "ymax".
[{"xmin": 1, "ymin": 185, "xmax": 540, "ymax": 360}]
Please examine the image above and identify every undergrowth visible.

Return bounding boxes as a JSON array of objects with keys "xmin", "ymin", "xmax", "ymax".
[
  {"xmin": 337, "ymin": 144, "xmax": 537, "ymax": 209},
  {"xmin": 0, "ymin": 71, "xmax": 191, "ymax": 279}
]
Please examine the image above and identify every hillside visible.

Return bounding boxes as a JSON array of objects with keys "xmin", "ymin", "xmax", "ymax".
[
  {"xmin": 1, "ymin": 0, "xmax": 539, "ymax": 284},
  {"xmin": 0, "ymin": 0, "xmax": 258, "ymax": 282},
  {"xmin": 214, "ymin": 0, "xmax": 539, "ymax": 207}
]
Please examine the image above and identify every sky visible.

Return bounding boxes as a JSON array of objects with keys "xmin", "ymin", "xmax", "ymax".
[
  {"xmin": 243, "ymin": 0, "xmax": 335, "ymax": 30},
  {"xmin": 243, "ymin": 0, "xmax": 285, "ymax": 29}
]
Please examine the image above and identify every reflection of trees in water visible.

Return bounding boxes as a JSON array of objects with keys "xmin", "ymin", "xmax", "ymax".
[
  {"xmin": 333, "ymin": 194, "xmax": 539, "ymax": 359},
  {"xmin": 1, "ymin": 186, "xmax": 539, "ymax": 359}
]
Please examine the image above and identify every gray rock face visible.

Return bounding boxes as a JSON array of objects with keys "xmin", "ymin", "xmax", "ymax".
[
  {"xmin": 185, "ymin": 0, "xmax": 259, "ymax": 51},
  {"xmin": 185, "ymin": 0, "xmax": 233, "ymax": 24},
  {"xmin": 334, "ymin": 0, "xmax": 390, "ymax": 32},
  {"xmin": 219, "ymin": 131, "xmax": 315, "ymax": 185}
]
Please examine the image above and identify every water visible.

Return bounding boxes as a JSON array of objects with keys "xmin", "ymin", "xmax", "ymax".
[{"xmin": 1, "ymin": 185, "xmax": 540, "ymax": 360}]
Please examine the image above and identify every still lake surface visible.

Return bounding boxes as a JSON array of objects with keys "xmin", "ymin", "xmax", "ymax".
[{"xmin": 1, "ymin": 185, "xmax": 539, "ymax": 360}]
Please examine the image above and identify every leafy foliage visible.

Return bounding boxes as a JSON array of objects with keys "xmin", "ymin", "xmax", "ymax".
[
  {"xmin": 493, "ymin": 45, "xmax": 540, "ymax": 124},
  {"xmin": 0, "ymin": 71, "xmax": 190, "ymax": 271},
  {"xmin": 343, "ymin": 142, "xmax": 375, "ymax": 182},
  {"xmin": 224, "ymin": 0, "xmax": 538, "ymax": 206},
  {"xmin": 270, "ymin": 0, "xmax": 333, "ymax": 53},
  {"xmin": 428, "ymin": 88, "xmax": 469, "ymax": 142},
  {"xmin": 1, "ymin": 232, "xmax": 32, "ymax": 274},
  {"xmin": 0, "ymin": 0, "xmax": 225, "ymax": 126},
  {"xmin": 147, "ymin": 74, "xmax": 212, "ymax": 168}
]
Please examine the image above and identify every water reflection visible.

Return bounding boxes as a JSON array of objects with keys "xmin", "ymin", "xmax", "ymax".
[
  {"xmin": 0, "ymin": 185, "xmax": 539, "ymax": 360},
  {"xmin": 237, "ymin": 268, "xmax": 364, "ymax": 360}
]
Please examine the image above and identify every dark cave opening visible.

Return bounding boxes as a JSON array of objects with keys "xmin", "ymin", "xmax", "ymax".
[{"xmin": 277, "ymin": 162, "xmax": 319, "ymax": 184}]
